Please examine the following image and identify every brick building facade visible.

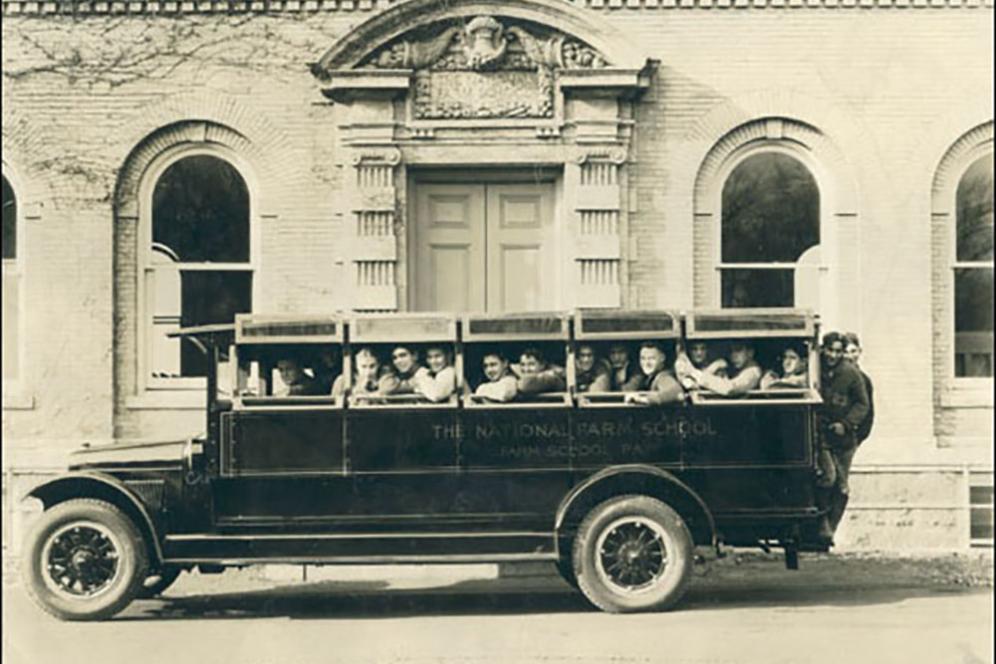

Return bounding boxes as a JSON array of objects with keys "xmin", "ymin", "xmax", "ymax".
[{"xmin": 2, "ymin": 0, "xmax": 993, "ymax": 551}]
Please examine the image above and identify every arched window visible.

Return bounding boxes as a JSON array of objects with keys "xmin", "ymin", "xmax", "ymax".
[
  {"xmin": 2, "ymin": 174, "xmax": 18, "ymax": 381},
  {"xmin": 145, "ymin": 154, "xmax": 252, "ymax": 383},
  {"xmin": 953, "ymin": 153, "xmax": 994, "ymax": 378},
  {"xmin": 719, "ymin": 153, "xmax": 820, "ymax": 308}
]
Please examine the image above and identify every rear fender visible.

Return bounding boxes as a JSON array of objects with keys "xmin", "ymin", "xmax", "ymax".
[{"xmin": 555, "ymin": 464, "xmax": 717, "ymax": 549}]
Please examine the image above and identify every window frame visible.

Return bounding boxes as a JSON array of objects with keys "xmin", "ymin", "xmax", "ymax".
[
  {"xmin": 461, "ymin": 312, "xmax": 574, "ymax": 409},
  {"xmin": 1, "ymin": 164, "xmax": 27, "ymax": 403},
  {"xmin": 713, "ymin": 142, "xmax": 831, "ymax": 312},
  {"xmin": 347, "ymin": 313, "xmax": 462, "ymax": 410},
  {"xmin": 683, "ymin": 308, "xmax": 823, "ymax": 407},
  {"xmin": 137, "ymin": 144, "xmax": 259, "ymax": 395},
  {"xmin": 947, "ymin": 146, "xmax": 994, "ymax": 390}
]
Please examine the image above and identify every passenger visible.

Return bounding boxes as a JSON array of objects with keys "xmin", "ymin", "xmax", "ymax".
[
  {"xmin": 675, "ymin": 341, "xmax": 727, "ymax": 390},
  {"xmin": 381, "ymin": 344, "xmax": 430, "ymax": 396},
  {"xmin": 274, "ymin": 358, "xmax": 323, "ymax": 397},
  {"xmin": 816, "ymin": 331, "xmax": 871, "ymax": 542},
  {"xmin": 760, "ymin": 343, "xmax": 809, "ymax": 389},
  {"xmin": 607, "ymin": 343, "xmax": 640, "ymax": 391},
  {"xmin": 843, "ymin": 332, "xmax": 875, "ymax": 445},
  {"xmin": 623, "ymin": 342, "xmax": 685, "ymax": 405},
  {"xmin": 474, "ymin": 351, "xmax": 518, "ymax": 403},
  {"xmin": 331, "ymin": 347, "xmax": 392, "ymax": 398},
  {"xmin": 684, "ymin": 340, "xmax": 762, "ymax": 397},
  {"xmin": 312, "ymin": 348, "xmax": 340, "ymax": 395},
  {"xmin": 575, "ymin": 344, "xmax": 612, "ymax": 393},
  {"xmin": 415, "ymin": 345, "xmax": 458, "ymax": 403},
  {"xmin": 515, "ymin": 347, "xmax": 567, "ymax": 396}
]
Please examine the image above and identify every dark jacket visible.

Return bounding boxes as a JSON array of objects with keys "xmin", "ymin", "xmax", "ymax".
[
  {"xmin": 576, "ymin": 359, "xmax": 612, "ymax": 393},
  {"xmin": 855, "ymin": 366, "xmax": 875, "ymax": 443},
  {"xmin": 629, "ymin": 369, "xmax": 685, "ymax": 405},
  {"xmin": 612, "ymin": 362, "xmax": 641, "ymax": 392},
  {"xmin": 820, "ymin": 359, "xmax": 870, "ymax": 440}
]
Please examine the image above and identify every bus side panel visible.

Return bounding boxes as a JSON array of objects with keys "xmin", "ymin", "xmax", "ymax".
[
  {"xmin": 345, "ymin": 408, "xmax": 462, "ymax": 521},
  {"xmin": 571, "ymin": 406, "xmax": 685, "ymax": 469},
  {"xmin": 457, "ymin": 409, "xmax": 573, "ymax": 524},
  {"xmin": 681, "ymin": 405, "xmax": 812, "ymax": 467}
]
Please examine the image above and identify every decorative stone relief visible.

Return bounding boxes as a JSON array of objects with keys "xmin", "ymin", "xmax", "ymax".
[{"xmin": 360, "ymin": 16, "xmax": 609, "ymax": 120}]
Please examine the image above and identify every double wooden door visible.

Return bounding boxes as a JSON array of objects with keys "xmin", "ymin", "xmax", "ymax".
[{"xmin": 413, "ymin": 182, "xmax": 557, "ymax": 312}]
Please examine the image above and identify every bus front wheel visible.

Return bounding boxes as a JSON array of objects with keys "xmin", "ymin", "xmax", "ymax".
[{"xmin": 572, "ymin": 494, "xmax": 693, "ymax": 613}]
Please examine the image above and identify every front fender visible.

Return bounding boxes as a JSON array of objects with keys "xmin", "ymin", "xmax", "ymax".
[{"xmin": 24, "ymin": 471, "xmax": 165, "ymax": 564}]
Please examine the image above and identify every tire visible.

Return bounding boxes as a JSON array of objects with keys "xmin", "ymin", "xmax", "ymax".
[
  {"xmin": 21, "ymin": 498, "xmax": 150, "ymax": 621},
  {"xmin": 556, "ymin": 539, "xmax": 579, "ymax": 589},
  {"xmin": 136, "ymin": 567, "xmax": 182, "ymax": 599},
  {"xmin": 573, "ymin": 494, "xmax": 693, "ymax": 613}
]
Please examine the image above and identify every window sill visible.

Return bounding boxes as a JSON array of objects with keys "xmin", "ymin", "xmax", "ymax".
[
  {"xmin": 940, "ymin": 382, "xmax": 994, "ymax": 409},
  {"xmin": 125, "ymin": 389, "xmax": 205, "ymax": 411},
  {"xmin": 2, "ymin": 391, "xmax": 35, "ymax": 410}
]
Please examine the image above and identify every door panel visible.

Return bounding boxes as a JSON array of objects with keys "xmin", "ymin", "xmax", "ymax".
[
  {"xmin": 429, "ymin": 245, "xmax": 474, "ymax": 312},
  {"xmin": 414, "ymin": 185, "xmax": 486, "ymax": 311},
  {"xmin": 497, "ymin": 245, "xmax": 542, "ymax": 311}
]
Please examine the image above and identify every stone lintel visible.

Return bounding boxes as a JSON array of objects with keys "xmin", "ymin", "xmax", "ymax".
[{"xmin": 321, "ymin": 70, "xmax": 413, "ymax": 103}]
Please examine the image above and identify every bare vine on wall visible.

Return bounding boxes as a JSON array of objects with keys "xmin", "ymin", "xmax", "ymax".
[
  {"xmin": 3, "ymin": 13, "xmax": 328, "ymax": 90},
  {"xmin": 3, "ymin": 13, "xmax": 337, "ymax": 204}
]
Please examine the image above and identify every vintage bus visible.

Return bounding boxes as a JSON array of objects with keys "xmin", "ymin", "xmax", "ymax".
[{"xmin": 21, "ymin": 308, "xmax": 827, "ymax": 620}]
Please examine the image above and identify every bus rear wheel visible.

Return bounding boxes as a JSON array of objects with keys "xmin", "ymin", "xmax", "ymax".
[{"xmin": 573, "ymin": 495, "xmax": 693, "ymax": 613}]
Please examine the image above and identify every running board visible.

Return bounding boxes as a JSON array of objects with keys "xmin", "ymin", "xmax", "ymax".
[{"xmin": 163, "ymin": 531, "xmax": 557, "ymax": 563}]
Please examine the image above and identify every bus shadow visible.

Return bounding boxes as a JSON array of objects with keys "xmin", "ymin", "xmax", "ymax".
[
  {"xmin": 129, "ymin": 575, "xmax": 989, "ymax": 621},
  {"xmin": 134, "ymin": 578, "xmax": 589, "ymax": 621}
]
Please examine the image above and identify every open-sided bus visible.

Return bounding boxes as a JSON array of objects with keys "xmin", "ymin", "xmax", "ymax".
[{"xmin": 21, "ymin": 308, "xmax": 827, "ymax": 620}]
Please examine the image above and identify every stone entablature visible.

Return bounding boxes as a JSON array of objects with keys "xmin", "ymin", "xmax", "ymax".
[{"xmin": 3, "ymin": 0, "xmax": 991, "ymax": 14}]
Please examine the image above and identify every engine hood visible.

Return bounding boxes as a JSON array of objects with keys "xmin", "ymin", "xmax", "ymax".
[{"xmin": 69, "ymin": 438, "xmax": 195, "ymax": 469}]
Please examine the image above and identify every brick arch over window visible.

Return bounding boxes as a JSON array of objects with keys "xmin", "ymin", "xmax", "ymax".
[
  {"xmin": 691, "ymin": 117, "xmax": 858, "ymax": 329},
  {"xmin": 930, "ymin": 121, "xmax": 994, "ymax": 432},
  {"xmin": 114, "ymin": 120, "xmax": 265, "ymax": 407},
  {"xmin": 2, "ymin": 110, "xmax": 57, "ymax": 214}
]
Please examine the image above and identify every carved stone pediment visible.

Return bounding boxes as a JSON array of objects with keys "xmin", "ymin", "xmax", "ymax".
[
  {"xmin": 360, "ymin": 16, "xmax": 609, "ymax": 72},
  {"xmin": 355, "ymin": 16, "xmax": 609, "ymax": 121}
]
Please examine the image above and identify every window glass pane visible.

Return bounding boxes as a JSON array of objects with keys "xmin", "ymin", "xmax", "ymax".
[
  {"xmin": 721, "ymin": 269, "xmax": 794, "ymax": 308},
  {"xmin": 954, "ymin": 267, "xmax": 994, "ymax": 377},
  {"xmin": 2, "ymin": 175, "xmax": 16, "ymax": 260},
  {"xmin": 2, "ymin": 270, "xmax": 18, "ymax": 379},
  {"xmin": 152, "ymin": 155, "xmax": 249, "ymax": 263},
  {"xmin": 956, "ymin": 154, "xmax": 994, "ymax": 262},
  {"xmin": 179, "ymin": 271, "xmax": 252, "ymax": 377},
  {"xmin": 722, "ymin": 153, "xmax": 820, "ymax": 263}
]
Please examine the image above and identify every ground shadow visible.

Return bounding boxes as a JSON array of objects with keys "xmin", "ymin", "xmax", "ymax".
[{"xmin": 125, "ymin": 572, "xmax": 991, "ymax": 622}]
